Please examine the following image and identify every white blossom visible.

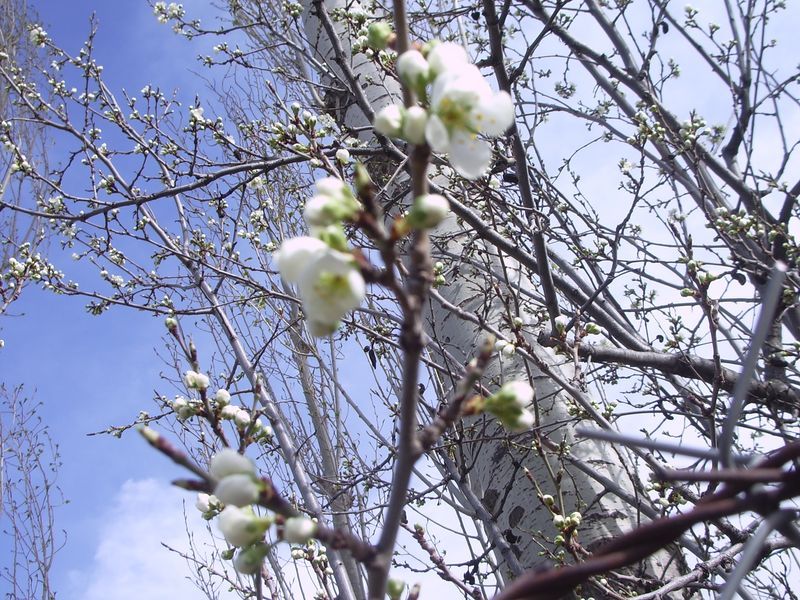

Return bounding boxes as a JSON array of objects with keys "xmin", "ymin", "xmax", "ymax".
[
  {"xmin": 195, "ymin": 492, "xmax": 218, "ymax": 513},
  {"xmin": 283, "ymin": 517, "xmax": 317, "ymax": 544},
  {"xmin": 220, "ymin": 405, "xmax": 241, "ymax": 420},
  {"xmin": 407, "ymin": 194, "xmax": 450, "ymax": 228},
  {"xmin": 234, "ymin": 543, "xmax": 269, "ymax": 574},
  {"xmin": 234, "ymin": 409, "xmax": 251, "ymax": 428},
  {"xmin": 171, "ymin": 396, "xmax": 194, "ymax": 420},
  {"xmin": 214, "ymin": 473, "xmax": 261, "ymax": 507},
  {"xmin": 402, "ymin": 106, "xmax": 428, "ymax": 145},
  {"xmin": 485, "ymin": 380, "xmax": 535, "ymax": 432},
  {"xmin": 303, "ymin": 181, "xmax": 358, "ymax": 227},
  {"xmin": 335, "ymin": 148, "xmax": 350, "ymax": 164},
  {"xmin": 189, "ymin": 106, "xmax": 205, "ymax": 122},
  {"xmin": 214, "ymin": 388, "xmax": 231, "ymax": 406},
  {"xmin": 217, "ymin": 506, "xmax": 268, "ymax": 547},
  {"xmin": 297, "ymin": 249, "xmax": 365, "ymax": 332},
  {"xmin": 396, "ymin": 50, "xmax": 429, "ymax": 88},
  {"xmin": 273, "ymin": 236, "xmax": 327, "ymax": 283},
  {"xmin": 425, "ymin": 60, "xmax": 514, "ymax": 179},
  {"xmin": 426, "ymin": 42, "xmax": 469, "ymax": 77},
  {"xmin": 184, "ymin": 370, "xmax": 210, "ymax": 390},
  {"xmin": 373, "ymin": 104, "xmax": 403, "ymax": 137},
  {"xmin": 209, "ymin": 448, "xmax": 255, "ymax": 479}
]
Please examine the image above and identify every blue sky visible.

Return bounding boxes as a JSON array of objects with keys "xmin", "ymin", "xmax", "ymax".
[{"xmin": 1, "ymin": 2, "xmax": 234, "ymax": 597}]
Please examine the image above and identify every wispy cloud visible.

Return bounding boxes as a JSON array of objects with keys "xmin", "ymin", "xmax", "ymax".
[{"xmin": 66, "ymin": 478, "xmax": 231, "ymax": 600}]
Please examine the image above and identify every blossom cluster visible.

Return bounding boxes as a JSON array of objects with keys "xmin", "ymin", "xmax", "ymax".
[
  {"xmin": 483, "ymin": 380, "xmax": 535, "ymax": 432},
  {"xmin": 169, "ymin": 384, "xmax": 274, "ymax": 439},
  {"xmin": 373, "ymin": 42, "xmax": 514, "ymax": 179},
  {"xmin": 153, "ymin": 2, "xmax": 185, "ymax": 23},
  {"xmin": 200, "ymin": 449, "xmax": 317, "ymax": 575},
  {"xmin": 273, "ymin": 178, "xmax": 365, "ymax": 337}
]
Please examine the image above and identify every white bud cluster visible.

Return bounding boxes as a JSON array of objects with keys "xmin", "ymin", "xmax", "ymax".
[{"xmin": 373, "ymin": 42, "xmax": 514, "ymax": 179}]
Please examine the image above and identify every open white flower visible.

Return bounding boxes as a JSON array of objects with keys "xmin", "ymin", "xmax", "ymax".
[
  {"xmin": 214, "ymin": 473, "xmax": 261, "ymax": 507},
  {"xmin": 297, "ymin": 249, "xmax": 365, "ymax": 333},
  {"xmin": 189, "ymin": 106, "xmax": 205, "ymax": 122},
  {"xmin": 425, "ymin": 62, "xmax": 514, "ymax": 179},
  {"xmin": 209, "ymin": 448, "xmax": 255, "ymax": 479},
  {"xmin": 273, "ymin": 237, "xmax": 327, "ymax": 283},
  {"xmin": 426, "ymin": 42, "xmax": 469, "ymax": 77}
]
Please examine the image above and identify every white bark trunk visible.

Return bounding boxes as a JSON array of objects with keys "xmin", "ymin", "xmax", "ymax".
[{"xmin": 299, "ymin": 0, "xmax": 676, "ymax": 590}]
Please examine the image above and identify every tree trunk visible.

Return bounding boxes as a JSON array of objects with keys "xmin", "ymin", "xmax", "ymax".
[{"xmin": 300, "ymin": 0, "xmax": 677, "ymax": 592}]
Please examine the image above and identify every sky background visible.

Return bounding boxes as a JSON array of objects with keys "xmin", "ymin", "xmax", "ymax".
[{"xmin": 1, "ymin": 2, "xmax": 240, "ymax": 598}]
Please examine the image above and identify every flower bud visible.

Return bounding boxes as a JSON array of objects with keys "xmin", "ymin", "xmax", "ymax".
[
  {"xmin": 184, "ymin": 370, "xmax": 210, "ymax": 390},
  {"xmin": 214, "ymin": 473, "xmax": 261, "ymax": 507},
  {"xmin": 335, "ymin": 148, "xmax": 351, "ymax": 164},
  {"xmin": 402, "ymin": 106, "xmax": 427, "ymax": 145},
  {"xmin": 484, "ymin": 381, "xmax": 535, "ymax": 432},
  {"xmin": 195, "ymin": 493, "xmax": 213, "ymax": 513},
  {"xmin": 367, "ymin": 22, "xmax": 393, "ymax": 50},
  {"xmin": 407, "ymin": 194, "xmax": 449, "ymax": 228},
  {"xmin": 209, "ymin": 448, "xmax": 255, "ymax": 479},
  {"xmin": 234, "ymin": 409, "xmax": 251, "ymax": 428},
  {"xmin": 397, "ymin": 50, "xmax": 429, "ymax": 89},
  {"xmin": 214, "ymin": 388, "xmax": 231, "ymax": 407},
  {"xmin": 220, "ymin": 405, "xmax": 240, "ymax": 420},
  {"xmin": 283, "ymin": 517, "xmax": 317, "ymax": 544},
  {"xmin": 373, "ymin": 104, "xmax": 403, "ymax": 137},
  {"xmin": 234, "ymin": 542, "xmax": 269, "ymax": 574},
  {"xmin": 387, "ymin": 579, "xmax": 406, "ymax": 600},
  {"xmin": 217, "ymin": 506, "xmax": 270, "ymax": 547}
]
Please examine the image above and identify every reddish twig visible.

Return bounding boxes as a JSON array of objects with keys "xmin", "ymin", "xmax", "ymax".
[{"xmin": 493, "ymin": 442, "xmax": 800, "ymax": 600}]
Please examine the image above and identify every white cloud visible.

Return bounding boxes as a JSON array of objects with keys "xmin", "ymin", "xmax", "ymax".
[{"xmin": 68, "ymin": 478, "xmax": 233, "ymax": 600}]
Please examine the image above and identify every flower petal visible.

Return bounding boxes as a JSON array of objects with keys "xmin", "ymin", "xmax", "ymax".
[
  {"xmin": 425, "ymin": 114, "xmax": 450, "ymax": 152},
  {"xmin": 448, "ymin": 130, "xmax": 492, "ymax": 180},
  {"xmin": 273, "ymin": 236, "xmax": 327, "ymax": 283},
  {"xmin": 427, "ymin": 42, "xmax": 469, "ymax": 77},
  {"xmin": 297, "ymin": 250, "xmax": 365, "ymax": 328},
  {"xmin": 475, "ymin": 91, "xmax": 515, "ymax": 137}
]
